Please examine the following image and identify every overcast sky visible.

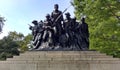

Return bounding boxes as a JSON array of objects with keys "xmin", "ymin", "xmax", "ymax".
[{"xmin": 0, "ymin": 0, "xmax": 75, "ymax": 39}]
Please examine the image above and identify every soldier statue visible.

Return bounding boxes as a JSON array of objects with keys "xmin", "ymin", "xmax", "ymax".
[
  {"xmin": 51, "ymin": 4, "xmax": 64, "ymax": 45},
  {"xmin": 42, "ymin": 14, "xmax": 54, "ymax": 46},
  {"xmin": 71, "ymin": 17, "xmax": 82, "ymax": 50},
  {"xmin": 80, "ymin": 17, "xmax": 89, "ymax": 50},
  {"xmin": 62, "ymin": 12, "xmax": 73, "ymax": 47},
  {"xmin": 33, "ymin": 20, "xmax": 44, "ymax": 49},
  {"xmin": 29, "ymin": 20, "xmax": 41, "ymax": 49},
  {"xmin": 30, "ymin": 20, "xmax": 39, "ymax": 41}
]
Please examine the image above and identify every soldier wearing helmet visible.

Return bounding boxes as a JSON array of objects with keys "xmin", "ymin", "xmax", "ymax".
[
  {"xmin": 43, "ymin": 14, "xmax": 52, "ymax": 27},
  {"xmin": 63, "ymin": 12, "xmax": 72, "ymax": 33}
]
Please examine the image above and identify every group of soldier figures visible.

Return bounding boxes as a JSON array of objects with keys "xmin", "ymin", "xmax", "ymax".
[{"xmin": 29, "ymin": 4, "xmax": 89, "ymax": 51}]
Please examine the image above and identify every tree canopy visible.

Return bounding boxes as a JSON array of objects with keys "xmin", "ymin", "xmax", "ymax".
[
  {"xmin": 72, "ymin": 0, "xmax": 120, "ymax": 57},
  {"xmin": 0, "ymin": 31, "xmax": 32, "ymax": 60}
]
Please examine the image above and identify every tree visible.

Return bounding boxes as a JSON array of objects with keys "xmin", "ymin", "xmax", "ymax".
[
  {"xmin": 0, "ymin": 36, "xmax": 20, "ymax": 60},
  {"xmin": 8, "ymin": 31, "xmax": 24, "ymax": 41},
  {"xmin": 0, "ymin": 31, "xmax": 32, "ymax": 60},
  {"xmin": 7, "ymin": 31, "xmax": 32, "ymax": 52},
  {"xmin": 72, "ymin": 0, "xmax": 120, "ymax": 57},
  {"xmin": 20, "ymin": 34, "xmax": 32, "ymax": 52}
]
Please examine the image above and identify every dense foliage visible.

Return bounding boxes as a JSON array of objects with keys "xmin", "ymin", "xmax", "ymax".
[
  {"xmin": 0, "ymin": 31, "xmax": 32, "ymax": 60},
  {"xmin": 72, "ymin": 0, "xmax": 120, "ymax": 57}
]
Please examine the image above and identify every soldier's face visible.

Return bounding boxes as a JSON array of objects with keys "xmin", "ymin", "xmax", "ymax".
[
  {"xmin": 46, "ymin": 16, "xmax": 50, "ymax": 19},
  {"xmin": 66, "ymin": 15, "xmax": 70, "ymax": 19},
  {"xmin": 33, "ymin": 23, "xmax": 37, "ymax": 25},
  {"xmin": 54, "ymin": 6, "xmax": 58, "ymax": 10},
  {"xmin": 66, "ymin": 16, "xmax": 69, "ymax": 19},
  {"xmin": 81, "ymin": 18, "xmax": 85, "ymax": 22}
]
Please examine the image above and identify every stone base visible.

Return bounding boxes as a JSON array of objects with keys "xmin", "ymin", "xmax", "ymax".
[{"xmin": 0, "ymin": 51, "xmax": 120, "ymax": 70}]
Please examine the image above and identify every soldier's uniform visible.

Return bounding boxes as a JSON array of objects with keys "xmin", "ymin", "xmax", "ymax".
[
  {"xmin": 63, "ymin": 12, "xmax": 72, "ymax": 33},
  {"xmin": 43, "ymin": 14, "xmax": 55, "ymax": 46},
  {"xmin": 80, "ymin": 18, "xmax": 89, "ymax": 50},
  {"xmin": 51, "ymin": 4, "xmax": 63, "ymax": 36},
  {"xmin": 63, "ymin": 12, "xmax": 73, "ymax": 47},
  {"xmin": 31, "ymin": 20, "xmax": 39, "ymax": 41},
  {"xmin": 33, "ymin": 20, "xmax": 44, "ymax": 49},
  {"xmin": 51, "ymin": 4, "xmax": 64, "ymax": 46}
]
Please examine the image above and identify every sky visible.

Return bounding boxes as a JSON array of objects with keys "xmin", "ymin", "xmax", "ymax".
[{"xmin": 0, "ymin": 0, "xmax": 75, "ymax": 39}]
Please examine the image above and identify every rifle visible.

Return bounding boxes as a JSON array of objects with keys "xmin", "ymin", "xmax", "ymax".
[
  {"xmin": 28, "ymin": 24, "xmax": 33, "ymax": 30},
  {"xmin": 28, "ymin": 24, "xmax": 32, "ymax": 26}
]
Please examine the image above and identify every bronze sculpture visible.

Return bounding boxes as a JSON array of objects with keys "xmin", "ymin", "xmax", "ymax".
[{"xmin": 28, "ymin": 4, "xmax": 89, "ymax": 51}]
